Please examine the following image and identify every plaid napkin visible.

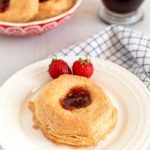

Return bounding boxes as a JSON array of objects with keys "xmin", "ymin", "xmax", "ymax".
[{"xmin": 53, "ymin": 25, "xmax": 150, "ymax": 90}]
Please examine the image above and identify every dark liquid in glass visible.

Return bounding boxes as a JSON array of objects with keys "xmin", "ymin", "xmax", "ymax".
[
  {"xmin": 0, "ymin": 0, "xmax": 10, "ymax": 12},
  {"xmin": 102, "ymin": 0, "xmax": 144, "ymax": 14}
]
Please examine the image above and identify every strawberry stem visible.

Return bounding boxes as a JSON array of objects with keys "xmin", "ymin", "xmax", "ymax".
[
  {"xmin": 51, "ymin": 58, "xmax": 57, "ymax": 64},
  {"xmin": 79, "ymin": 58, "xmax": 91, "ymax": 64}
]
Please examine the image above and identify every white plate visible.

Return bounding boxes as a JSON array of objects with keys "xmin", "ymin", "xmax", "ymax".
[{"xmin": 0, "ymin": 56, "xmax": 150, "ymax": 150}]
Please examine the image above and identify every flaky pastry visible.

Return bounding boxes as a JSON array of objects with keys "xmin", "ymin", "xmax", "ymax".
[
  {"xmin": 28, "ymin": 75, "xmax": 117, "ymax": 147},
  {"xmin": 0, "ymin": 0, "xmax": 39, "ymax": 22},
  {"xmin": 33, "ymin": 0, "xmax": 75, "ymax": 21}
]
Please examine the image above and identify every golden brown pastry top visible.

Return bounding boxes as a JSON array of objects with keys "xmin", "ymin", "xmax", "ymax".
[
  {"xmin": 0, "ymin": 0, "xmax": 75, "ymax": 22},
  {"xmin": 0, "ymin": 0, "xmax": 39, "ymax": 22},
  {"xmin": 28, "ymin": 75, "xmax": 117, "ymax": 147},
  {"xmin": 32, "ymin": 75, "xmax": 115, "ymax": 133},
  {"xmin": 33, "ymin": 0, "xmax": 75, "ymax": 21}
]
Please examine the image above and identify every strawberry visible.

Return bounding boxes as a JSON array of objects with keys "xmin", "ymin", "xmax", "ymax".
[
  {"xmin": 73, "ymin": 58, "xmax": 94, "ymax": 78},
  {"xmin": 48, "ymin": 59, "xmax": 71, "ymax": 79}
]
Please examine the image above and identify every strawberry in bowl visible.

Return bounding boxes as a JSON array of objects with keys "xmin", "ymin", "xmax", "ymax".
[{"xmin": 0, "ymin": 0, "xmax": 82, "ymax": 36}]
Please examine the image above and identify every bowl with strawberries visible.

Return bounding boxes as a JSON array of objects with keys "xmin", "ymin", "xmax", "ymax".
[{"xmin": 0, "ymin": 0, "xmax": 82, "ymax": 36}]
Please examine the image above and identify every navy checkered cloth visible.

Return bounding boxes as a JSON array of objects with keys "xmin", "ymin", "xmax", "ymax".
[{"xmin": 53, "ymin": 25, "xmax": 150, "ymax": 90}]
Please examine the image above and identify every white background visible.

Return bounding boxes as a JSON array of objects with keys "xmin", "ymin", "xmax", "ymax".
[{"xmin": 0, "ymin": 0, "xmax": 150, "ymax": 86}]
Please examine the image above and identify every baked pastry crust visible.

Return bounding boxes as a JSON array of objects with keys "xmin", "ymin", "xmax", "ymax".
[
  {"xmin": 33, "ymin": 0, "xmax": 75, "ymax": 21},
  {"xmin": 0, "ymin": 0, "xmax": 39, "ymax": 22},
  {"xmin": 28, "ymin": 75, "xmax": 117, "ymax": 147}
]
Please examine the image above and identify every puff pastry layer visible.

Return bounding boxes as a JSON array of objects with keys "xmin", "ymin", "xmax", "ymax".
[
  {"xmin": 0, "ymin": 0, "xmax": 74, "ymax": 22},
  {"xmin": 33, "ymin": 0, "xmax": 75, "ymax": 21},
  {"xmin": 28, "ymin": 75, "xmax": 117, "ymax": 147},
  {"xmin": 0, "ymin": 0, "xmax": 39, "ymax": 22}
]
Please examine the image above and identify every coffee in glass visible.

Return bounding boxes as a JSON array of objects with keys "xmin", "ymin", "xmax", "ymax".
[{"xmin": 99, "ymin": 0, "xmax": 144, "ymax": 25}]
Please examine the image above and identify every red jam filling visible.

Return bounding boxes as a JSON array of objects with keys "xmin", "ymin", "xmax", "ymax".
[
  {"xmin": 39, "ymin": 0, "xmax": 48, "ymax": 2},
  {"xmin": 0, "ymin": 0, "xmax": 10, "ymax": 13},
  {"xmin": 60, "ymin": 87, "xmax": 91, "ymax": 110}
]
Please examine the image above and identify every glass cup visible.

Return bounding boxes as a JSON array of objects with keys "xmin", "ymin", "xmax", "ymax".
[{"xmin": 99, "ymin": 0, "xmax": 145, "ymax": 25}]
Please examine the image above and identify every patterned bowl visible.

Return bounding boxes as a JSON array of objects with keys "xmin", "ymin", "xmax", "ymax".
[{"xmin": 0, "ymin": 0, "xmax": 82, "ymax": 36}]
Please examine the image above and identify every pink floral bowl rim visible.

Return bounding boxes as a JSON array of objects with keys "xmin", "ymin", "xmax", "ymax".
[{"xmin": 0, "ymin": 0, "xmax": 82, "ymax": 36}]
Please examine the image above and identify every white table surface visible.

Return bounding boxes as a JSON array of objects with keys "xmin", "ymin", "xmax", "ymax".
[{"xmin": 0, "ymin": 0, "xmax": 150, "ymax": 86}]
